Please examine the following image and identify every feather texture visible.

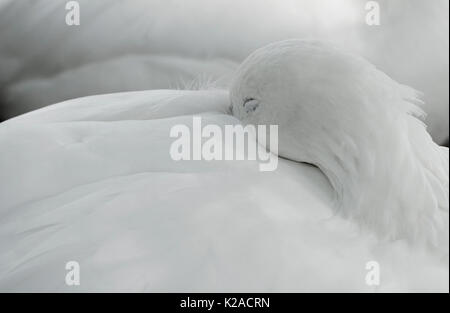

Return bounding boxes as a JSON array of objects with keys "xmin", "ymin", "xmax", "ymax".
[{"xmin": 230, "ymin": 40, "xmax": 449, "ymax": 252}]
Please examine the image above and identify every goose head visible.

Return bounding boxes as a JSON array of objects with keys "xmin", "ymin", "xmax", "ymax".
[{"xmin": 230, "ymin": 39, "xmax": 449, "ymax": 251}]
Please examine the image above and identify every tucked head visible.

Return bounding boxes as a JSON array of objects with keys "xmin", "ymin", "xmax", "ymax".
[
  {"xmin": 230, "ymin": 39, "xmax": 422, "ymax": 163},
  {"xmin": 230, "ymin": 40, "xmax": 448, "ymax": 250}
]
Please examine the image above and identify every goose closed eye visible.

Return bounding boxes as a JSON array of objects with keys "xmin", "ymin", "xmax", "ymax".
[{"xmin": 243, "ymin": 98, "xmax": 259, "ymax": 113}]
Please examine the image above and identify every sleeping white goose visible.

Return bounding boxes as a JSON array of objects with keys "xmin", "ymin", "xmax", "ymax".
[{"xmin": 0, "ymin": 40, "xmax": 448, "ymax": 292}]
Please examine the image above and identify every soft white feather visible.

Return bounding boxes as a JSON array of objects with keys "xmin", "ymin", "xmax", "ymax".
[
  {"xmin": 0, "ymin": 41, "xmax": 448, "ymax": 292},
  {"xmin": 230, "ymin": 40, "xmax": 449, "ymax": 252}
]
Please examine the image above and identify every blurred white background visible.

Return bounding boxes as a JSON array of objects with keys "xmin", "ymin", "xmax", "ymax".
[{"xmin": 0, "ymin": 0, "xmax": 448, "ymax": 144}]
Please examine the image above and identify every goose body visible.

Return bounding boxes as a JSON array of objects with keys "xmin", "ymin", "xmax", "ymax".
[{"xmin": 0, "ymin": 40, "xmax": 448, "ymax": 292}]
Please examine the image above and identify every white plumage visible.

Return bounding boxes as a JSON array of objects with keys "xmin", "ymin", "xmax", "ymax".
[
  {"xmin": 0, "ymin": 40, "xmax": 448, "ymax": 292},
  {"xmin": 231, "ymin": 40, "xmax": 449, "ymax": 251}
]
